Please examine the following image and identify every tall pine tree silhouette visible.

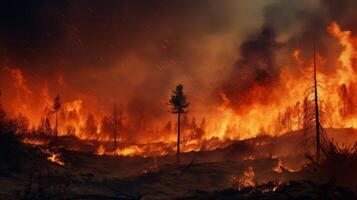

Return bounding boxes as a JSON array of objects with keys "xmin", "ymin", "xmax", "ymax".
[
  {"xmin": 168, "ymin": 84, "xmax": 189, "ymax": 164},
  {"xmin": 313, "ymin": 45, "xmax": 321, "ymax": 162}
]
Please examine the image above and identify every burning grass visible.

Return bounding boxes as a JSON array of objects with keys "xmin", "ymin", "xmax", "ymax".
[{"xmin": 231, "ymin": 166, "xmax": 256, "ymax": 190}]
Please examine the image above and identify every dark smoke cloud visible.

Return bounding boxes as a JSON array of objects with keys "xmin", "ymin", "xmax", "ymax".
[
  {"xmin": 223, "ymin": 25, "xmax": 280, "ymax": 111},
  {"xmin": 222, "ymin": 0, "xmax": 357, "ymax": 112}
]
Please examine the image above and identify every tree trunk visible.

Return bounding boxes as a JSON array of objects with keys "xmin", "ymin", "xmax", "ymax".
[
  {"xmin": 313, "ymin": 45, "xmax": 320, "ymax": 162},
  {"xmin": 177, "ymin": 111, "xmax": 181, "ymax": 164},
  {"xmin": 55, "ymin": 111, "xmax": 58, "ymax": 139},
  {"xmin": 114, "ymin": 105, "xmax": 117, "ymax": 148}
]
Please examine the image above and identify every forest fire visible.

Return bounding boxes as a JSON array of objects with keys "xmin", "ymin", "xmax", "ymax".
[
  {"xmin": 0, "ymin": 21, "xmax": 354, "ymax": 158},
  {"xmin": 1, "ymin": 1, "xmax": 357, "ymax": 199}
]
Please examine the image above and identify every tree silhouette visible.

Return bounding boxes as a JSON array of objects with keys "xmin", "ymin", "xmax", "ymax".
[
  {"xmin": 313, "ymin": 46, "xmax": 321, "ymax": 162},
  {"xmin": 53, "ymin": 95, "xmax": 61, "ymax": 139},
  {"xmin": 302, "ymin": 46, "xmax": 330, "ymax": 162},
  {"xmin": 38, "ymin": 117, "xmax": 52, "ymax": 136},
  {"xmin": 113, "ymin": 103, "xmax": 123, "ymax": 148},
  {"xmin": 0, "ymin": 90, "xmax": 5, "ymax": 127},
  {"xmin": 84, "ymin": 113, "xmax": 97, "ymax": 136},
  {"xmin": 168, "ymin": 84, "xmax": 189, "ymax": 164},
  {"xmin": 14, "ymin": 113, "xmax": 30, "ymax": 134}
]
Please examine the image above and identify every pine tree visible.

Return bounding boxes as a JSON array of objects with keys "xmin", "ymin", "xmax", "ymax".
[{"xmin": 168, "ymin": 84, "xmax": 189, "ymax": 164}]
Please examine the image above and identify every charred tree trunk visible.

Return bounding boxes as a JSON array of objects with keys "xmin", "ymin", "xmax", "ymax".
[
  {"xmin": 55, "ymin": 111, "xmax": 58, "ymax": 140},
  {"xmin": 313, "ymin": 45, "xmax": 321, "ymax": 162},
  {"xmin": 114, "ymin": 104, "xmax": 117, "ymax": 148},
  {"xmin": 177, "ymin": 111, "xmax": 181, "ymax": 164}
]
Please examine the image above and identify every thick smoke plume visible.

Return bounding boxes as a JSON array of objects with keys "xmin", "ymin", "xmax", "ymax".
[{"xmin": 222, "ymin": 0, "xmax": 357, "ymax": 112}]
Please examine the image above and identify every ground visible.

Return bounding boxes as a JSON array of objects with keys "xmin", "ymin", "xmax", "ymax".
[{"xmin": 0, "ymin": 129, "xmax": 356, "ymax": 199}]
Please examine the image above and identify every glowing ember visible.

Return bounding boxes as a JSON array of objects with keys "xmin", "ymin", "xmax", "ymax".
[
  {"xmin": 47, "ymin": 153, "xmax": 65, "ymax": 166},
  {"xmin": 96, "ymin": 144, "xmax": 105, "ymax": 156},
  {"xmin": 231, "ymin": 166, "xmax": 256, "ymax": 190},
  {"xmin": 243, "ymin": 155, "xmax": 255, "ymax": 161},
  {"xmin": 272, "ymin": 160, "xmax": 299, "ymax": 173},
  {"xmin": 21, "ymin": 138, "xmax": 47, "ymax": 146},
  {"xmin": 115, "ymin": 145, "xmax": 144, "ymax": 157}
]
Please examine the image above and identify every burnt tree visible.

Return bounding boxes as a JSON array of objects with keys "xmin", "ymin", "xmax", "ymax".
[
  {"xmin": 53, "ymin": 95, "xmax": 61, "ymax": 139},
  {"xmin": 313, "ymin": 46, "xmax": 321, "ymax": 162},
  {"xmin": 302, "ymin": 46, "xmax": 330, "ymax": 162},
  {"xmin": 0, "ymin": 90, "xmax": 5, "ymax": 126},
  {"xmin": 113, "ymin": 103, "xmax": 123, "ymax": 148},
  {"xmin": 168, "ymin": 84, "xmax": 189, "ymax": 164}
]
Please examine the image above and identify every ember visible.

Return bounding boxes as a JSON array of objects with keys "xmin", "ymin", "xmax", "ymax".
[{"xmin": 47, "ymin": 152, "xmax": 65, "ymax": 166}]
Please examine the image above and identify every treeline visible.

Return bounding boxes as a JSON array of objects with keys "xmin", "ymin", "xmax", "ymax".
[
  {"xmin": 1, "ymin": 93, "xmax": 208, "ymax": 144},
  {"xmin": 0, "ymin": 91, "xmax": 29, "ymax": 162}
]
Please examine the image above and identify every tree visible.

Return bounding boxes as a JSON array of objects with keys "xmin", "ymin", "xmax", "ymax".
[
  {"xmin": 302, "ymin": 46, "xmax": 330, "ymax": 162},
  {"xmin": 168, "ymin": 84, "xmax": 189, "ymax": 164},
  {"xmin": 38, "ymin": 117, "xmax": 52, "ymax": 135},
  {"xmin": 101, "ymin": 116, "xmax": 114, "ymax": 138},
  {"xmin": 113, "ymin": 104, "xmax": 123, "ymax": 148},
  {"xmin": 53, "ymin": 95, "xmax": 61, "ymax": 139},
  {"xmin": 313, "ymin": 46, "xmax": 321, "ymax": 162},
  {"xmin": 84, "ymin": 113, "xmax": 97, "ymax": 136},
  {"xmin": 0, "ymin": 90, "xmax": 5, "ymax": 127},
  {"xmin": 14, "ymin": 113, "xmax": 30, "ymax": 134}
]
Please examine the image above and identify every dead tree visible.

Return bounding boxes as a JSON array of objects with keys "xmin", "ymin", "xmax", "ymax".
[
  {"xmin": 113, "ymin": 103, "xmax": 117, "ymax": 147},
  {"xmin": 302, "ymin": 46, "xmax": 331, "ymax": 162},
  {"xmin": 0, "ymin": 90, "xmax": 5, "ymax": 126},
  {"xmin": 113, "ymin": 103, "xmax": 123, "ymax": 148},
  {"xmin": 53, "ymin": 95, "xmax": 61, "ymax": 140},
  {"xmin": 168, "ymin": 84, "xmax": 189, "ymax": 164},
  {"xmin": 313, "ymin": 46, "xmax": 321, "ymax": 162}
]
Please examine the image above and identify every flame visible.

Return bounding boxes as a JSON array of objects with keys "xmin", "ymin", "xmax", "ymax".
[
  {"xmin": 231, "ymin": 166, "xmax": 256, "ymax": 190},
  {"xmin": 327, "ymin": 21, "xmax": 356, "ymax": 85},
  {"xmin": 21, "ymin": 138, "xmax": 47, "ymax": 146},
  {"xmin": 96, "ymin": 144, "xmax": 105, "ymax": 155},
  {"xmin": 272, "ymin": 160, "xmax": 299, "ymax": 173},
  {"xmin": 39, "ymin": 148, "xmax": 65, "ymax": 166},
  {"xmin": 48, "ymin": 153, "xmax": 65, "ymax": 166},
  {"xmin": 4, "ymin": 67, "xmax": 32, "ymax": 96},
  {"xmin": 1, "ymin": 21, "xmax": 357, "ymax": 157},
  {"xmin": 115, "ymin": 145, "xmax": 144, "ymax": 156}
]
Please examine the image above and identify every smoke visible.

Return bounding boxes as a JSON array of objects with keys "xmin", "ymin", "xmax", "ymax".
[
  {"xmin": 1, "ymin": 0, "xmax": 357, "ymax": 140},
  {"xmin": 221, "ymin": 0, "xmax": 357, "ymax": 112},
  {"xmin": 0, "ymin": 0, "xmax": 268, "ymax": 130},
  {"xmin": 222, "ymin": 25, "xmax": 280, "ymax": 111}
]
